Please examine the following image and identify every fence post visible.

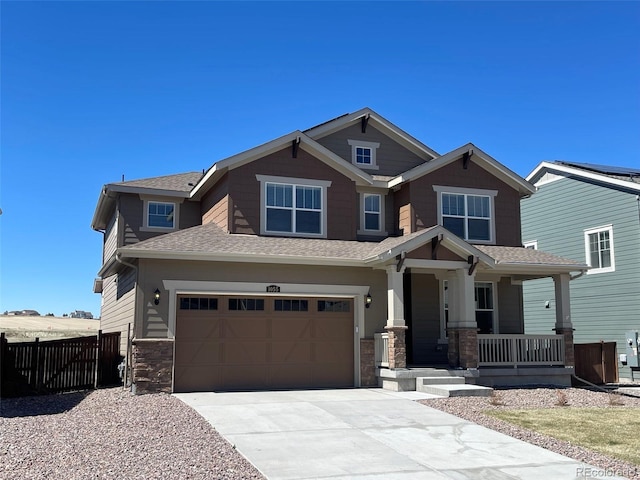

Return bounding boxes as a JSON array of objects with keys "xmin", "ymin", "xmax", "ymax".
[
  {"xmin": 31, "ymin": 338, "xmax": 40, "ymax": 391},
  {"xmin": 95, "ymin": 330, "xmax": 102, "ymax": 389}
]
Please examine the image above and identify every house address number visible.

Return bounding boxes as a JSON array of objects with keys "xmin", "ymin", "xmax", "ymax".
[{"xmin": 266, "ymin": 285, "xmax": 281, "ymax": 293}]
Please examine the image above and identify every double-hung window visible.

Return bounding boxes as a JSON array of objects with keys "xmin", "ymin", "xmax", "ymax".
[
  {"xmin": 363, "ymin": 194, "xmax": 381, "ymax": 231},
  {"xmin": 142, "ymin": 200, "xmax": 177, "ymax": 230},
  {"xmin": 258, "ymin": 175, "xmax": 330, "ymax": 237},
  {"xmin": 434, "ymin": 186, "xmax": 497, "ymax": 243},
  {"xmin": 584, "ymin": 225, "xmax": 615, "ymax": 274}
]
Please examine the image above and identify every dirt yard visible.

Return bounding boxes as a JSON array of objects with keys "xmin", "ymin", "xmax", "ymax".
[{"xmin": 0, "ymin": 315, "xmax": 99, "ymax": 342}]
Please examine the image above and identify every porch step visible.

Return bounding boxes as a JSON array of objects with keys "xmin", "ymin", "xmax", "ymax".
[
  {"xmin": 417, "ymin": 376, "xmax": 465, "ymax": 386},
  {"xmin": 417, "ymin": 382, "xmax": 493, "ymax": 397}
]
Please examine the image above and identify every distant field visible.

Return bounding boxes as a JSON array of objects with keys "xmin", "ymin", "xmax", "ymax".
[{"xmin": 0, "ymin": 315, "xmax": 99, "ymax": 342}]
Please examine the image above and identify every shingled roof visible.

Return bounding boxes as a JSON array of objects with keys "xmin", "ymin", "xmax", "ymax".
[
  {"xmin": 108, "ymin": 223, "xmax": 587, "ymax": 277},
  {"xmin": 110, "ymin": 172, "xmax": 204, "ymax": 193}
]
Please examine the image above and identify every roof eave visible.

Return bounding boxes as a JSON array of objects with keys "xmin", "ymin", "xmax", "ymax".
[{"xmin": 527, "ymin": 161, "xmax": 640, "ymax": 192}]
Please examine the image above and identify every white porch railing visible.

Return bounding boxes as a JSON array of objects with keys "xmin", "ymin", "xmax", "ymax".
[
  {"xmin": 374, "ymin": 332, "xmax": 389, "ymax": 367},
  {"xmin": 477, "ymin": 334, "xmax": 565, "ymax": 367}
]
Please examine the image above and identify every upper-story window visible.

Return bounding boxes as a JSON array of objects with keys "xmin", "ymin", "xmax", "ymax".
[
  {"xmin": 584, "ymin": 225, "xmax": 615, "ymax": 274},
  {"xmin": 142, "ymin": 199, "xmax": 178, "ymax": 231},
  {"xmin": 433, "ymin": 186, "xmax": 497, "ymax": 244},
  {"xmin": 257, "ymin": 175, "xmax": 331, "ymax": 238},
  {"xmin": 523, "ymin": 240, "xmax": 538, "ymax": 249},
  {"xmin": 347, "ymin": 140, "xmax": 380, "ymax": 170},
  {"xmin": 364, "ymin": 194, "xmax": 381, "ymax": 231}
]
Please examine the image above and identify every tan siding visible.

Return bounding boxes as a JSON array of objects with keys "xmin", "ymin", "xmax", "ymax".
[
  {"xmin": 314, "ymin": 123, "xmax": 428, "ymax": 176},
  {"xmin": 393, "ymin": 184, "xmax": 412, "ymax": 235},
  {"xmin": 100, "ymin": 269, "xmax": 137, "ymax": 356},
  {"xmin": 410, "ymin": 156, "xmax": 522, "ymax": 246},
  {"xmin": 227, "ymin": 147, "xmax": 358, "ymax": 239},
  {"xmin": 138, "ymin": 259, "xmax": 387, "ymax": 339},
  {"xmin": 202, "ymin": 173, "xmax": 229, "ymax": 231},
  {"xmin": 399, "ymin": 204, "xmax": 414, "ymax": 236},
  {"xmin": 497, "ymin": 279, "xmax": 524, "ymax": 334},
  {"xmin": 103, "ymin": 213, "xmax": 118, "ymax": 263}
]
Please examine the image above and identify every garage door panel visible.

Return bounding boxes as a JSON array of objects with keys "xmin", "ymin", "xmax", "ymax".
[
  {"xmin": 175, "ymin": 339, "xmax": 222, "ymax": 364},
  {"xmin": 272, "ymin": 317, "xmax": 312, "ymax": 339},
  {"xmin": 271, "ymin": 340, "xmax": 312, "ymax": 363},
  {"xmin": 222, "ymin": 341, "xmax": 269, "ymax": 364},
  {"xmin": 175, "ymin": 296, "xmax": 354, "ymax": 392},
  {"xmin": 220, "ymin": 365, "xmax": 268, "ymax": 390},
  {"xmin": 224, "ymin": 318, "xmax": 269, "ymax": 338}
]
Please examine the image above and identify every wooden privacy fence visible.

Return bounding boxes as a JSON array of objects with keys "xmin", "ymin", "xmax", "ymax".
[
  {"xmin": 574, "ymin": 342, "xmax": 618, "ymax": 385},
  {"xmin": 0, "ymin": 331, "xmax": 121, "ymax": 398}
]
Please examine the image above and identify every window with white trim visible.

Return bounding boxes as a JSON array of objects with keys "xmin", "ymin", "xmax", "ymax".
[
  {"xmin": 363, "ymin": 193, "xmax": 381, "ymax": 231},
  {"xmin": 147, "ymin": 201, "xmax": 175, "ymax": 229},
  {"xmin": 257, "ymin": 175, "xmax": 331, "ymax": 237},
  {"xmin": 523, "ymin": 240, "xmax": 538, "ymax": 249},
  {"xmin": 347, "ymin": 140, "xmax": 380, "ymax": 170},
  {"xmin": 434, "ymin": 186, "xmax": 497, "ymax": 243},
  {"xmin": 584, "ymin": 225, "xmax": 615, "ymax": 274}
]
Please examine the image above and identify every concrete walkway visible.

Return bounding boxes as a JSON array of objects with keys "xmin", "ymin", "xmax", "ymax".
[{"xmin": 175, "ymin": 388, "xmax": 625, "ymax": 480}]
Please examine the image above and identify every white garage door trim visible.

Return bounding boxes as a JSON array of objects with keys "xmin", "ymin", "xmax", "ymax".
[{"xmin": 163, "ymin": 280, "xmax": 369, "ymax": 390}]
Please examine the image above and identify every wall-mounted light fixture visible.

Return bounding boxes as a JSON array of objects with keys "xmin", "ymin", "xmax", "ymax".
[
  {"xmin": 154, "ymin": 289, "xmax": 161, "ymax": 305},
  {"xmin": 365, "ymin": 292, "xmax": 372, "ymax": 308},
  {"xmin": 545, "ymin": 300, "xmax": 551, "ymax": 309}
]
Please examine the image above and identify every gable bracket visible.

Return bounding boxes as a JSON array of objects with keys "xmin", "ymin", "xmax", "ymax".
[
  {"xmin": 396, "ymin": 251, "xmax": 406, "ymax": 273},
  {"xmin": 292, "ymin": 136, "xmax": 301, "ymax": 158},
  {"xmin": 467, "ymin": 255, "xmax": 479, "ymax": 276},
  {"xmin": 431, "ymin": 234, "xmax": 443, "ymax": 260},
  {"xmin": 462, "ymin": 149, "xmax": 473, "ymax": 170},
  {"xmin": 361, "ymin": 114, "xmax": 370, "ymax": 133}
]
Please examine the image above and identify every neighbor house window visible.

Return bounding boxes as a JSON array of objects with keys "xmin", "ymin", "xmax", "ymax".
[
  {"xmin": 147, "ymin": 201, "xmax": 175, "ymax": 229},
  {"xmin": 434, "ymin": 186, "xmax": 497, "ymax": 243},
  {"xmin": 584, "ymin": 225, "xmax": 615, "ymax": 274},
  {"xmin": 523, "ymin": 240, "xmax": 538, "ymax": 249},
  {"xmin": 347, "ymin": 140, "xmax": 380, "ymax": 170},
  {"xmin": 257, "ymin": 175, "xmax": 331, "ymax": 238}
]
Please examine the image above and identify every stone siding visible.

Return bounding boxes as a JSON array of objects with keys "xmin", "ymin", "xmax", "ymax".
[
  {"xmin": 360, "ymin": 338, "xmax": 376, "ymax": 386},
  {"xmin": 132, "ymin": 339, "xmax": 173, "ymax": 394},
  {"xmin": 384, "ymin": 326, "xmax": 408, "ymax": 369}
]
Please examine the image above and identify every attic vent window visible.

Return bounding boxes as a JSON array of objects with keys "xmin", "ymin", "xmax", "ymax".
[{"xmin": 347, "ymin": 139, "xmax": 380, "ymax": 170}]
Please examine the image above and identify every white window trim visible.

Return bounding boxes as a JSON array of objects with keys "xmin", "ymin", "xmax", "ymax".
[
  {"xmin": 347, "ymin": 139, "xmax": 380, "ymax": 170},
  {"xmin": 141, "ymin": 197, "xmax": 180, "ymax": 232},
  {"xmin": 433, "ymin": 185, "xmax": 498, "ymax": 244},
  {"xmin": 357, "ymin": 192, "xmax": 388, "ymax": 236},
  {"xmin": 439, "ymin": 279, "xmax": 498, "ymax": 341},
  {"xmin": 584, "ymin": 224, "xmax": 615, "ymax": 274},
  {"xmin": 256, "ymin": 175, "xmax": 331, "ymax": 238},
  {"xmin": 523, "ymin": 240, "xmax": 538, "ymax": 249}
]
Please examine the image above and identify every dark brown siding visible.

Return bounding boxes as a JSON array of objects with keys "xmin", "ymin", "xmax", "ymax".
[
  {"xmin": 120, "ymin": 194, "xmax": 201, "ymax": 246},
  {"xmin": 314, "ymin": 123, "xmax": 428, "ymax": 176},
  {"xmin": 394, "ymin": 184, "xmax": 412, "ymax": 235},
  {"xmin": 226, "ymin": 147, "xmax": 358, "ymax": 240},
  {"xmin": 409, "ymin": 156, "xmax": 522, "ymax": 246},
  {"xmin": 202, "ymin": 173, "xmax": 230, "ymax": 231}
]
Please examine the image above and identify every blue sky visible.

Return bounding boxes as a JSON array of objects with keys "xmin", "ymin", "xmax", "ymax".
[{"xmin": 1, "ymin": 1, "xmax": 639, "ymax": 317}]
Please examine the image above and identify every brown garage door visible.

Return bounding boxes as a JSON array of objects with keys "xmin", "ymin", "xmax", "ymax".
[{"xmin": 174, "ymin": 296, "xmax": 354, "ymax": 392}]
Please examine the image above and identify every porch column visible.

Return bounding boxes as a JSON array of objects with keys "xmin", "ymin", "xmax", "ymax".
[
  {"xmin": 447, "ymin": 268, "xmax": 478, "ymax": 369},
  {"xmin": 385, "ymin": 265, "xmax": 407, "ymax": 369},
  {"xmin": 553, "ymin": 273, "xmax": 575, "ymax": 367}
]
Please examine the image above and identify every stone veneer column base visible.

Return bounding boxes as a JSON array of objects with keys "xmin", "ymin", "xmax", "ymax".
[
  {"xmin": 384, "ymin": 326, "xmax": 408, "ymax": 369},
  {"xmin": 359, "ymin": 338, "xmax": 377, "ymax": 387},
  {"xmin": 554, "ymin": 327, "xmax": 575, "ymax": 367},
  {"xmin": 447, "ymin": 328, "xmax": 478, "ymax": 369},
  {"xmin": 131, "ymin": 339, "xmax": 174, "ymax": 395}
]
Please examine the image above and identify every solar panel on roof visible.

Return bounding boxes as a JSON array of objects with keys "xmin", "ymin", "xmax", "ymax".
[{"xmin": 558, "ymin": 161, "xmax": 640, "ymax": 176}]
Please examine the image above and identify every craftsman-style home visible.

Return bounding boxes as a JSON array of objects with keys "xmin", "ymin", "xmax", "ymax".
[{"xmin": 92, "ymin": 108, "xmax": 587, "ymax": 394}]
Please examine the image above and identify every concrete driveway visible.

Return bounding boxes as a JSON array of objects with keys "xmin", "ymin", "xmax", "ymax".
[{"xmin": 175, "ymin": 388, "xmax": 623, "ymax": 480}]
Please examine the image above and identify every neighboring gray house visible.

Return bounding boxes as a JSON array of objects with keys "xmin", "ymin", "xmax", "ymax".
[{"xmin": 522, "ymin": 161, "xmax": 640, "ymax": 382}]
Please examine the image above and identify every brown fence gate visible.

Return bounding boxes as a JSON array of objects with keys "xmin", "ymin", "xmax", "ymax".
[
  {"xmin": 574, "ymin": 341, "xmax": 619, "ymax": 385},
  {"xmin": 1, "ymin": 331, "xmax": 121, "ymax": 398}
]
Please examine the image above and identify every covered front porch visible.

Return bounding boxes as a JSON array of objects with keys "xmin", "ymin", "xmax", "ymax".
[{"xmin": 365, "ymin": 227, "xmax": 587, "ymax": 391}]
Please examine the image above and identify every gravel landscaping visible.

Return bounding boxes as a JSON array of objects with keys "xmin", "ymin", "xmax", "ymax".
[
  {"xmin": 0, "ymin": 388, "xmax": 265, "ymax": 480},
  {"xmin": 421, "ymin": 387, "xmax": 640, "ymax": 480},
  {"xmin": 3, "ymin": 386, "xmax": 639, "ymax": 480}
]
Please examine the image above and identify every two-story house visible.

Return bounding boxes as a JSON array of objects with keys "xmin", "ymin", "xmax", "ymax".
[
  {"xmin": 522, "ymin": 161, "xmax": 640, "ymax": 382},
  {"xmin": 92, "ymin": 108, "xmax": 587, "ymax": 394}
]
